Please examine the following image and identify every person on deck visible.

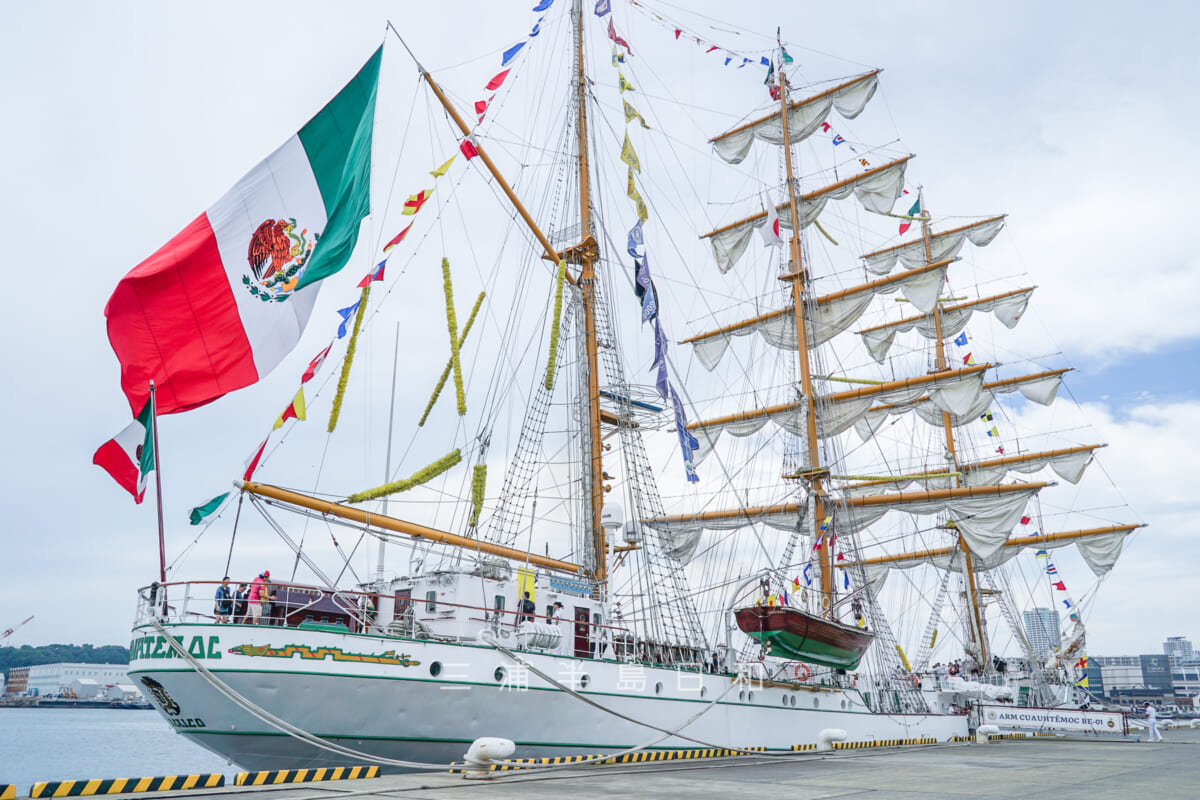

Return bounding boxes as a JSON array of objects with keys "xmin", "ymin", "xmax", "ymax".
[
  {"xmin": 550, "ymin": 601, "xmax": 570, "ymax": 655},
  {"xmin": 233, "ymin": 583, "xmax": 248, "ymax": 623},
  {"xmin": 1145, "ymin": 702, "xmax": 1164, "ymax": 742},
  {"xmin": 520, "ymin": 591, "xmax": 536, "ymax": 623},
  {"xmin": 214, "ymin": 577, "xmax": 233, "ymax": 623},
  {"xmin": 248, "ymin": 571, "xmax": 269, "ymax": 624}
]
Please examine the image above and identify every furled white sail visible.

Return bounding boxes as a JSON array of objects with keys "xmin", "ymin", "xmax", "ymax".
[
  {"xmin": 705, "ymin": 158, "xmax": 910, "ymax": 273},
  {"xmin": 659, "ymin": 485, "xmax": 1042, "ymax": 563},
  {"xmin": 691, "ymin": 367, "xmax": 986, "ymax": 464},
  {"xmin": 645, "ymin": 502, "xmax": 808, "ymax": 564},
  {"xmin": 690, "ymin": 262, "xmax": 949, "ymax": 371},
  {"xmin": 853, "ymin": 525, "xmax": 1137, "ymax": 585},
  {"xmin": 711, "ymin": 72, "xmax": 880, "ymax": 165},
  {"xmin": 860, "ymin": 288, "xmax": 1034, "ymax": 364},
  {"xmin": 861, "ymin": 216, "xmax": 1006, "ymax": 276},
  {"xmin": 856, "ymin": 370, "xmax": 1067, "ymax": 441},
  {"xmin": 832, "ymin": 484, "xmax": 1043, "ymax": 559},
  {"xmin": 962, "ymin": 446, "xmax": 1099, "ymax": 487}
]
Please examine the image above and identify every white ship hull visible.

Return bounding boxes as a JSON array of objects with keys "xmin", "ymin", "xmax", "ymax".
[{"xmin": 129, "ymin": 622, "xmax": 967, "ymax": 771}]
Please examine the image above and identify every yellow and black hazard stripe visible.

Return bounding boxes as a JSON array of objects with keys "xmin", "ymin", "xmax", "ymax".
[
  {"xmin": 832, "ymin": 737, "xmax": 937, "ymax": 750},
  {"xmin": 30, "ymin": 774, "xmax": 223, "ymax": 798},
  {"xmin": 234, "ymin": 766, "xmax": 379, "ymax": 786},
  {"xmin": 790, "ymin": 743, "xmax": 817, "ymax": 751},
  {"xmin": 2, "ymin": 785, "xmax": 17, "ymax": 800},
  {"xmin": 451, "ymin": 746, "xmax": 758, "ymax": 772},
  {"xmin": 986, "ymin": 732, "xmax": 1030, "ymax": 740}
]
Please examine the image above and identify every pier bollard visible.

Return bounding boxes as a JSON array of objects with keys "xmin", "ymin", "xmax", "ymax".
[
  {"xmin": 462, "ymin": 737, "xmax": 516, "ymax": 780},
  {"xmin": 817, "ymin": 729, "xmax": 848, "ymax": 752},
  {"xmin": 975, "ymin": 724, "xmax": 1000, "ymax": 743}
]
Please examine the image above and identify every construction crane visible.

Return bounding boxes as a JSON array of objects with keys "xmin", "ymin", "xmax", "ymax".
[{"xmin": 1, "ymin": 616, "xmax": 33, "ymax": 642}]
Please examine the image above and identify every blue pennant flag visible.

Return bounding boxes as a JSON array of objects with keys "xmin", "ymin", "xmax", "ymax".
[
  {"xmin": 954, "ymin": 332, "xmax": 968, "ymax": 346},
  {"xmin": 627, "ymin": 220, "xmax": 644, "ymax": 256},
  {"xmin": 530, "ymin": 18, "xmax": 542, "ymax": 36},
  {"xmin": 724, "ymin": 57, "xmax": 732, "ymax": 66},
  {"xmin": 634, "ymin": 257, "xmax": 658, "ymax": 323},
  {"xmin": 832, "ymin": 135, "xmax": 845, "ymax": 145},
  {"xmin": 594, "ymin": 0, "xmax": 610, "ymax": 16},
  {"xmin": 760, "ymin": 56, "xmax": 770, "ymax": 67},
  {"xmin": 655, "ymin": 361, "xmax": 669, "ymax": 401},
  {"xmin": 532, "ymin": 0, "xmax": 554, "ymax": 11},
  {"xmin": 336, "ymin": 299, "xmax": 362, "ymax": 339},
  {"xmin": 803, "ymin": 564, "xmax": 812, "ymax": 586},
  {"xmin": 501, "ymin": 41, "xmax": 526, "ymax": 66},
  {"xmin": 651, "ymin": 320, "xmax": 670, "ymax": 399},
  {"xmin": 740, "ymin": 58, "xmax": 750, "ymax": 68},
  {"xmin": 651, "ymin": 318, "xmax": 668, "ymax": 370},
  {"xmin": 843, "ymin": 571, "xmax": 850, "ymax": 590},
  {"xmin": 669, "ymin": 386, "xmax": 700, "ymax": 483}
]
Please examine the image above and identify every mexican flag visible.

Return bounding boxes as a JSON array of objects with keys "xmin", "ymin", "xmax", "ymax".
[
  {"xmin": 104, "ymin": 47, "xmax": 382, "ymax": 416},
  {"xmin": 93, "ymin": 400, "xmax": 156, "ymax": 503}
]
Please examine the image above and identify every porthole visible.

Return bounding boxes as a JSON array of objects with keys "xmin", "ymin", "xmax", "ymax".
[
  {"xmin": 429, "ymin": 661, "xmax": 442, "ymax": 677},
  {"xmin": 494, "ymin": 666, "xmax": 506, "ymax": 682},
  {"xmin": 748, "ymin": 691, "xmax": 756, "ymax": 703},
  {"xmin": 813, "ymin": 697, "xmax": 820, "ymax": 709},
  {"xmin": 841, "ymin": 699, "xmax": 847, "ymax": 709},
  {"xmin": 700, "ymin": 686, "xmax": 708, "ymax": 698},
  {"xmin": 655, "ymin": 682, "xmax": 663, "ymax": 695},
  {"xmin": 781, "ymin": 696, "xmax": 789, "ymax": 706},
  {"xmin": 580, "ymin": 674, "xmax": 590, "ymax": 689},
  {"xmin": 739, "ymin": 690, "xmax": 746, "ymax": 702},
  {"xmin": 790, "ymin": 695, "xmax": 797, "ymax": 707}
]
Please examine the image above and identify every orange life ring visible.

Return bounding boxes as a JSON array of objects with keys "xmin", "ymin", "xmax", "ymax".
[
  {"xmin": 793, "ymin": 663, "xmax": 812, "ymax": 682},
  {"xmin": 906, "ymin": 673, "xmax": 920, "ymax": 689}
]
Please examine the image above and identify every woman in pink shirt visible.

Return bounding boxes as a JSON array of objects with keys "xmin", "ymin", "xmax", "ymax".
[{"xmin": 248, "ymin": 571, "xmax": 269, "ymax": 624}]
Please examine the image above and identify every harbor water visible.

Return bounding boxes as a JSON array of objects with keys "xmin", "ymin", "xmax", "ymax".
[{"xmin": 0, "ymin": 709, "xmax": 228, "ymax": 792}]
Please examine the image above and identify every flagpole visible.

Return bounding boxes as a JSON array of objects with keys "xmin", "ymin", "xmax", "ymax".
[{"xmin": 150, "ymin": 380, "xmax": 167, "ymax": 584}]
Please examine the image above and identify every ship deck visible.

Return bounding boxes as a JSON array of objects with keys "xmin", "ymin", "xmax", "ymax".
[{"xmin": 25, "ymin": 735, "xmax": 1197, "ymax": 800}]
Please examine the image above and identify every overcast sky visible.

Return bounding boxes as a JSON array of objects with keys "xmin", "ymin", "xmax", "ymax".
[{"xmin": 0, "ymin": 1, "xmax": 1196, "ymax": 659}]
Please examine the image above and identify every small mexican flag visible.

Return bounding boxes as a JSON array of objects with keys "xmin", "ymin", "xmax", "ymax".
[{"xmin": 93, "ymin": 400, "xmax": 156, "ymax": 503}]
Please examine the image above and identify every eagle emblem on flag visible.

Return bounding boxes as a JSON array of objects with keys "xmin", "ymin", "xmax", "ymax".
[{"xmin": 242, "ymin": 218, "xmax": 318, "ymax": 302}]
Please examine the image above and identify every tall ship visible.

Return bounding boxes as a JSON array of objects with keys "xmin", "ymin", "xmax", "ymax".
[{"xmin": 106, "ymin": 1, "xmax": 1141, "ymax": 770}]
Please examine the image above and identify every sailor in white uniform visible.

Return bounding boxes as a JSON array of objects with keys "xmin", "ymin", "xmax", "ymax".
[{"xmin": 1145, "ymin": 702, "xmax": 1163, "ymax": 742}]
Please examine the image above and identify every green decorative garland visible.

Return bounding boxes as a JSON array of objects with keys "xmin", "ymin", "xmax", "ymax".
[
  {"xmin": 328, "ymin": 285, "xmax": 370, "ymax": 433},
  {"xmin": 469, "ymin": 463, "xmax": 487, "ymax": 527},
  {"xmin": 441, "ymin": 258, "xmax": 466, "ymax": 416},
  {"xmin": 544, "ymin": 259, "xmax": 567, "ymax": 390},
  {"xmin": 419, "ymin": 291, "xmax": 485, "ymax": 427},
  {"xmin": 346, "ymin": 449, "xmax": 463, "ymax": 504}
]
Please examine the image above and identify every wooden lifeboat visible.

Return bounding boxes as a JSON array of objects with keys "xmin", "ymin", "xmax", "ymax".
[{"xmin": 734, "ymin": 605, "xmax": 875, "ymax": 670}]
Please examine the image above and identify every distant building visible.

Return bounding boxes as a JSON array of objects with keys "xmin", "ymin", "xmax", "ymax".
[
  {"xmin": 4, "ymin": 666, "xmax": 30, "ymax": 696},
  {"xmin": 1164, "ymin": 636, "xmax": 1195, "ymax": 662},
  {"xmin": 26, "ymin": 663, "xmax": 128, "ymax": 697},
  {"xmin": 1140, "ymin": 654, "xmax": 1173, "ymax": 693},
  {"xmin": 1022, "ymin": 607, "xmax": 1061, "ymax": 658}
]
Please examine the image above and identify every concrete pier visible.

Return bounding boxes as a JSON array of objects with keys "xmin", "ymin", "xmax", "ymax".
[{"xmin": 26, "ymin": 736, "xmax": 1192, "ymax": 800}]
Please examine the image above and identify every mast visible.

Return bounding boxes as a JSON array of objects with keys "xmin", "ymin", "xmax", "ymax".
[
  {"xmin": 150, "ymin": 380, "xmax": 166, "ymax": 584},
  {"xmin": 572, "ymin": 0, "xmax": 606, "ymax": 584},
  {"xmin": 920, "ymin": 197, "xmax": 988, "ymax": 668},
  {"xmin": 775, "ymin": 51, "xmax": 835, "ymax": 612}
]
